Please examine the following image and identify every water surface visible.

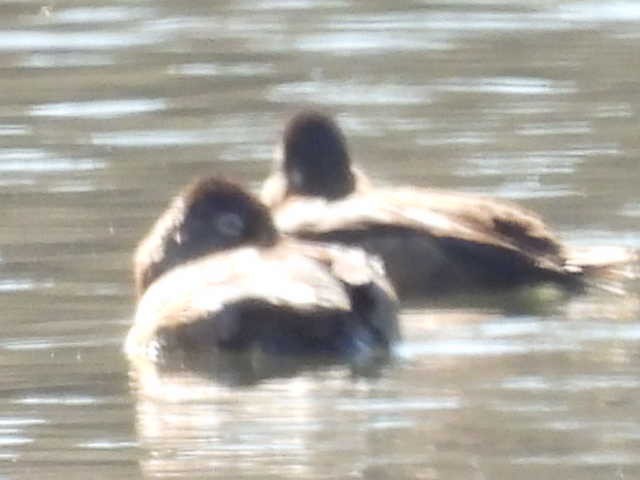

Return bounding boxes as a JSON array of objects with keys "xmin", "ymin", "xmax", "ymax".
[{"xmin": 1, "ymin": 1, "xmax": 639, "ymax": 478}]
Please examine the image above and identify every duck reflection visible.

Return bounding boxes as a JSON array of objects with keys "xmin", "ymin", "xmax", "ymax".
[{"xmin": 129, "ymin": 357, "xmax": 391, "ymax": 479}]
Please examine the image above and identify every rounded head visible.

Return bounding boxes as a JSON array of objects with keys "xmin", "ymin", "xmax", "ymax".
[
  {"xmin": 134, "ymin": 177, "xmax": 278, "ymax": 295},
  {"xmin": 281, "ymin": 110, "xmax": 355, "ymax": 200}
]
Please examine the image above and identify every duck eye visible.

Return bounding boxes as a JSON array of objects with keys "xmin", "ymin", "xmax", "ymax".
[
  {"xmin": 214, "ymin": 212, "xmax": 244, "ymax": 238},
  {"xmin": 288, "ymin": 165, "xmax": 305, "ymax": 189}
]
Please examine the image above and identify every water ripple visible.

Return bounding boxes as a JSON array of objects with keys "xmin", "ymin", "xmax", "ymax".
[
  {"xmin": 0, "ymin": 125, "xmax": 30, "ymax": 136},
  {"xmin": 396, "ymin": 338, "xmax": 575, "ymax": 359},
  {"xmin": 621, "ymin": 202, "xmax": 640, "ymax": 218},
  {"xmin": 0, "ymin": 418, "xmax": 45, "ymax": 427},
  {"xmin": 440, "ymin": 76, "xmax": 576, "ymax": 95},
  {"xmin": 14, "ymin": 396, "xmax": 102, "ymax": 406},
  {"xmin": 513, "ymin": 452, "xmax": 640, "ymax": 466},
  {"xmin": 31, "ymin": 98, "xmax": 166, "ymax": 119},
  {"xmin": 52, "ymin": 6, "xmax": 155, "ymax": 24},
  {"xmin": 233, "ymin": 0, "xmax": 349, "ymax": 11},
  {"xmin": 555, "ymin": 1, "xmax": 640, "ymax": 24},
  {"xmin": 0, "ymin": 28, "xmax": 167, "ymax": 51},
  {"xmin": 268, "ymin": 81, "xmax": 432, "ymax": 105},
  {"xmin": 0, "ymin": 279, "xmax": 54, "ymax": 293},
  {"xmin": 457, "ymin": 154, "xmax": 583, "ymax": 177},
  {"xmin": 502, "ymin": 374, "xmax": 640, "ymax": 392},
  {"xmin": 0, "ymin": 150, "xmax": 104, "ymax": 173},
  {"xmin": 338, "ymin": 397, "xmax": 460, "ymax": 412},
  {"xmin": 295, "ymin": 31, "xmax": 451, "ymax": 53},
  {"xmin": 168, "ymin": 62, "xmax": 274, "ymax": 77},
  {"xmin": 0, "ymin": 436, "xmax": 33, "ymax": 446},
  {"xmin": 91, "ymin": 128, "xmax": 262, "ymax": 148}
]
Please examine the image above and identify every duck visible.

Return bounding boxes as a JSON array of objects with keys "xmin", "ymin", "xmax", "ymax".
[
  {"xmin": 261, "ymin": 110, "xmax": 636, "ymax": 299},
  {"xmin": 126, "ymin": 177, "xmax": 398, "ymax": 362}
]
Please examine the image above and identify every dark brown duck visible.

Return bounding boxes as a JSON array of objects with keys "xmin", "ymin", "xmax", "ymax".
[
  {"xmin": 262, "ymin": 111, "xmax": 637, "ymax": 299},
  {"xmin": 127, "ymin": 177, "xmax": 398, "ymax": 360}
]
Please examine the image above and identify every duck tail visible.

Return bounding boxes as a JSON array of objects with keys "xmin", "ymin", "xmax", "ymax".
[{"xmin": 564, "ymin": 245, "xmax": 639, "ymax": 294}]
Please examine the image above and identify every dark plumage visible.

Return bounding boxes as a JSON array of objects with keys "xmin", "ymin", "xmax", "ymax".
[
  {"xmin": 262, "ymin": 111, "xmax": 637, "ymax": 298},
  {"xmin": 127, "ymin": 177, "xmax": 398, "ymax": 361},
  {"xmin": 134, "ymin": 177, "xmax": 277, "ymax": 297}
]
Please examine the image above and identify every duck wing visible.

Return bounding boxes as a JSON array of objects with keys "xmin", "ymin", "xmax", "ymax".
[
  {"xmin": 274, "ymin": 187, "xmax": 564, "ymax": 268},
  {"xmin": 126, "ymin": 246, "xmax": 354, "ymax": 357},
  {"xmin": 283, "ymin": 239, "xmax": 399, "ymax": 342}
]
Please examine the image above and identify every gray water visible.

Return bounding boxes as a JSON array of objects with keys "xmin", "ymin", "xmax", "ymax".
[{"xmin": 1, "ymin": 1, "xmax": 639, "ymax": 478}]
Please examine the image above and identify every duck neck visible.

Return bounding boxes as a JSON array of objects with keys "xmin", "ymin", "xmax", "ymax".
[{"xmin": 286, "ymin": 162, "xmax": 356, "ymax": 200}]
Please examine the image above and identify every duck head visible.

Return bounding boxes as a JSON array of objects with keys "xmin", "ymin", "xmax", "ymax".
[
  {"xmin": 279, "ymin": 110, "xmax": 356, "ymax": 200},
  {"xmin": 134, "ymin": 177, "xmax": 278, "ymax": 295}
]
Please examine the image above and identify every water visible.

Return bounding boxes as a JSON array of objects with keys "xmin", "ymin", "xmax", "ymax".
[{"xmin": 1, "ymin": 1, "xmax": 639, "ymax": 478}]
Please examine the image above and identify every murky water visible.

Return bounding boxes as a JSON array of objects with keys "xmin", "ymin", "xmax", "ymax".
[{"xmin": 1, "ymin": 1, "xmax": 639, "ymax": 478}]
